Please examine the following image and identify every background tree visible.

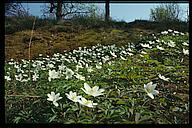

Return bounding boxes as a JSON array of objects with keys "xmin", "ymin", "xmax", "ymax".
[
  {"xmin": 42, "ymin": 1, "xmax": 95, "ymax": 21},
  {"xmin": 5, "ymin": 2, "xmax": 28, "ymax": 17},
  {"xmin": 150, "ymin": 3, "xmax": 183, "ymax": 22},
  {"xmin": 105, "ymin": 0, "xmax": 110, "ymax": 21}
]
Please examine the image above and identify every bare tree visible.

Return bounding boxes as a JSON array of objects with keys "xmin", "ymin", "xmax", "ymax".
[
  {"xmin": 43, "ymin": 1, "xmax": 94, "ymax": 21},
  {"xmin": 5, "ymin": 2, "xmax": 28, "ymax": 17},
  {"xmin": 105, "ymin": 0, "xmax": 110, "ymax": 21},
  {"xmin": 49, "ymin": 0, "xmax": 63, "ymax": 21}
]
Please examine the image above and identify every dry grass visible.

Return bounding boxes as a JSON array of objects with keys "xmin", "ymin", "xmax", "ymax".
[{"xmin": 5, "ymin": 28, "xmax": 153, "ymax": 61}]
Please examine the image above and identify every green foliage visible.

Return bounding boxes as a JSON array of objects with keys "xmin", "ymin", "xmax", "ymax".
[
  {"xmin": 150, "ymin": 3, "xmax": 183, "ymax": 22},
  {"xmin": 5, "ymin": 30, "xmax": 189, "ymax": 124},
  {"xmin": 5, "ymin": 16, "xmax": 57, "ymax": 34}
]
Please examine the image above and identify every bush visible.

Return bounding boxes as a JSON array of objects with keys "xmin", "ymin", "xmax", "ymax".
[
  {"xmin": 127, "ymin": 20, "xmax": 188, "ymax": 33},
  {"xmin": 150, "ymin": 3, "xmax": 183, "ymax": 22},
  {"xmin": 5, "ymin": 16, "xmax": 57, "ymax": 34}
]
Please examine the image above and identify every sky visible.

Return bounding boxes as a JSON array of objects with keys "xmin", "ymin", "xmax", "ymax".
[{"xmin": 22, "ymin": 3, "xmax": 189, "ymax": 22}]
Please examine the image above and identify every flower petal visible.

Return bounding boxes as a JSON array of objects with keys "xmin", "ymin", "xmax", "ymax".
[
  {"xmin": 51, "ymin": 92, "xmax": 55, "ymax": 96},
  {"xmin": 98, "ymin": 89, "xmax": 105, "ymax": 93},
  {"xmin": 92, "ymin": 86, "xmax": 99, "ymax": 92},
  {"xmin": 147, "ymin": 93, "xmax": 154, "ymax": 99},
  {"xmin": 81, "ymin": 88, "xmax": 89, "ymax": 95},
  {"xmin": 84, "ymin": 83, "xmax": 91, "ymax": 91},
  {"xmin": 47, "ymin": 98, "xmax": 53, "ymax": 101},
  {"xmin": 153, "ymin": 90, "xmax": 159, "ymax": 95},
  {"xmin": 149, "ymin": 83, "xmax": 157, "ymax": 92},
  {"xmin": 53, "ymin": 101, "xmax": 59, "ymax": 107}
]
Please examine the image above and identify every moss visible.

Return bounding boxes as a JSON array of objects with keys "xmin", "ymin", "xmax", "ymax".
[
  {"xmin": 110, "ymin": 29, "xmax": 124, "ymax": 34},
  {"xmin": 5, "ymin": 27, "xmax": 154, "ymax": 61}
]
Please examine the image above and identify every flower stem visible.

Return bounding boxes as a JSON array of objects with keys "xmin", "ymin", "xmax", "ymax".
[
  {"xmin": 28, "ymin": 16, "xmax": 36, "ymax": 85},
  {"xmin": 142, "ymin": 98, "xmax": 150, "ymax": 107}
]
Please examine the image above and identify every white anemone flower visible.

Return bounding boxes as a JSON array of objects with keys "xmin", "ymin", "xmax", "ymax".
[
  {"xmin": 65, "ymin": 91, "xmax": 82, "ymax": 102},
  {"xmin": 87, "ymin": 66, "xmax": 94, "ymax": 72},
  {"xmin": 148, "ymin": 41, "xmax": 155, "ymax": 44},
  {"xmin": 21, "ymin": 78, "xmax": 30, "ymax": 82},
  {"xmin": 75, "ymin": 73, "xmax": 85, "ymax": 81},
  {"xmin": 122, "ymin": 50, "xmax": 127, "ymax": 55},
  {"xmin": 127, "ymin": 52, "xmax": 133, "ymax": 56},
  {"xmin": 157, "ymin": 45, "xmax": 164, "ymax": 50},
  {"xmin": 120, "ymin": 56, "xmax": 126, "ymax": 60},
  {"xmin": 32, "ymin": 73, "xmax": 39, "ymax": 81},
  {"xmin": 48, "ymin": 70, "xmax": 60, "ymax": 81},
  {"xmin": 108, "ymin": 68, "xmax": 112, "ymax": 75},
  {"xmin": 168, "ymin": 29, "xmax": 173, "ymax": 32},
  {"xmin": 144, "ymin": 82, "xmax": 159, "ymax": 99},
  {"xmin": 5, "ymin": 76, "xmax": 11, "ymax": 81},
  {"xmin": 47, "ymin": 63, "xmax": 54, "ymax": 69},
  {"xmin": 110, "ymin": 51, "xmax": 117, "ymax": 58},
  {"xmin": 141, "ymin": 44, "xmax": 152, "ymax": 48},
  {"xmin": 183, "ymin": 49, "xmax": 189, "ymax": 55},
  {"xmin": 78, "ymin": 97, "xmax": 97, "ymax": 108},
  {"xmin": 76, "ymin": 63, "xmax": 83, "ymax": 72},
  {"xmin": 58, "ymin": 63, "xmax": 66, "ymax": 71},
  {"xmin": 15, "ymin": 74, "xmax": 23, "ymax": 81},
  {"xmin": 96, "ymin": 63, "xmax": 102, "ymax": 69},
  {"xmin": 47, "ymin": 92, "xmax": 62, "ymax": 107},
  {"xmin": 161, "ymin": 31, "xmax": 168, "ymax": 35},
  {"xmin": 141, "ymin": 51, "xmax": 147, "ymax": 54},
  {"xmin": 182, "ymin": 42, "xmax": 188, "ymax": 46},
  {"xmin": 174, "ymin": 30, "xmax": 179, "ymax": 34},
  {"xmin": 167, "ymin": 40, "xmax": 176, "ymax": 47},
  {"xmin": 108, "ymin": 61, "xmax": 112, "ymax": 65},
  {"xmin": 102, "ymin": 56, "xmax": 109, "ymax": 63},
  {"xmin": 158, "ymin": 74, "xmax": 169, "ymax": 81},
  {"xmin": 81, "ymin": 83, "xmax": 105, "ymax": 97},
  {"xmin": 127, "ymin": 48, "xmax": 133, "ymax": 52},
  {"xmin": 65, "ymin": 68, "xmax": 74, "ymax": 79}
]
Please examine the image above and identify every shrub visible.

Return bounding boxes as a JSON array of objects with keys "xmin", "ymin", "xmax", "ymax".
[
  {"xmin": 150, "ymin": 3, "xmax": 183, "ymax": 22},
  {"xmin": 5, "ymin": 16, "xmax": 57, "ymax": 34}
]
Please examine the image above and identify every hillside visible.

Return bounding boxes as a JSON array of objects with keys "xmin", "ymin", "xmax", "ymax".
[
  {"xmin": 5, "ymin": 19, "xmax": 188, "ymax": 61},
  {"xmin": 5, "ymin": 28, "xmax": 189, "ymax": 123}
]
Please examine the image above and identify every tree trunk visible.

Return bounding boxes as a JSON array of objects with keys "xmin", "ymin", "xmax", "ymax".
[
  {"xmin": 105, "ymin": 0, "xmax": 110, "ymax": 22},
  {"xmin": 56, "ymin": 0, "xmax": 62, "ymax": 21}
]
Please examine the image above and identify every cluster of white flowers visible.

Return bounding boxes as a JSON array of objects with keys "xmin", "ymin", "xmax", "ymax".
[
  {"xmin": 47, "ymin": 83, "xmax": 105, "ymax": 108},
  {"xmin": 65, "ymin": 91, "xmax": 97, "ymax": 108},
  {"xmin": 161, "ymin": 29, "xmax": 185, "ymax": 36},
  {"xmin": 5, "ymin": 29, "xmax": 188, "ymax": 111},
  {"xmin": 4, "ymin": 41, "xmax": 136, "ymax": 83}
]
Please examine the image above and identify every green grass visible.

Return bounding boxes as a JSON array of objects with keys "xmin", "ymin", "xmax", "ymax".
[{"xmin": 5, "ymin": 30, "xmax": 189, "ymax": 124}]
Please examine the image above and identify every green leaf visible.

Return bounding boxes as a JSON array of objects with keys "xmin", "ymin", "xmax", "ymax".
[
  {"xmin": 116, "ymin": 99, "xmax": 127, "ymax": 105},
  {"xmin": 13, "ymin": 117, "xmax": 22, "ymax": 124},
  {"xmin": 49, "ymin": 115, "xmax": 57, "ymax": 122},
  {"xmin": 51, "ymin": 108, "xmax": 56, "ymax": 114}
]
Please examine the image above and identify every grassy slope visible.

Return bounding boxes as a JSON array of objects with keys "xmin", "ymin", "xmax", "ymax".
[
  {"xmin": 5, "ymin": 20, "xmax": 160, "ymax": 61},
  {"xmin": 5, "ymin": 20, "xmax": 189, "ymax": 123}
]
